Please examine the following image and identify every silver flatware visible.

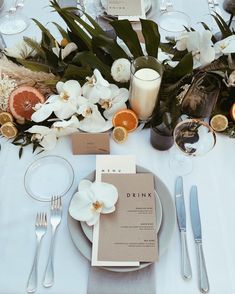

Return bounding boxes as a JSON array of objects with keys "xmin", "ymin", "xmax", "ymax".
[
  {"xmin": 43, "ymin": 196, "xmax": 62, "ymax": 288},
  {"xmin": 190, "ymin": 186, "xmax": 209, "ymax": 293},
  {"xmin": 175, "ymin": 176, "xmax": 192, "ymax": 280},
  {"xmin": 27, "ymin": 213, "xmax": 47, "ymax": 293}
]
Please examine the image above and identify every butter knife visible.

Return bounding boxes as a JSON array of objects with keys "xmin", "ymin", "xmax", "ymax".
[
  {"xmin": 190, "ymin": 186, "xmax": 209, "ymax": 293},
  {"xmin": 175, "ymin": 176, "xmax": 192, "ymax": 280}
]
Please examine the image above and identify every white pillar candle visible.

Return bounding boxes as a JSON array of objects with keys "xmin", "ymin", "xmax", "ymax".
[{"xmin": 130, "ymin": 68, "xmax": 161, "ymax": 121}]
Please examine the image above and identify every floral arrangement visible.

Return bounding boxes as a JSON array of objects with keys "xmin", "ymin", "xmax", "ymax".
[{"xmin": 0, "ymin": 0, "xmax": 235, "ymax": 157}]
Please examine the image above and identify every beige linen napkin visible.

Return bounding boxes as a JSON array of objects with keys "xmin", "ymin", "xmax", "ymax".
[{"xmin": 87, "ymin": 265, "xmax": 156, "ymax": 294}]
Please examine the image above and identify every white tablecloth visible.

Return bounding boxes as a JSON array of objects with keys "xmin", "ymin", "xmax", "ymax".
[{"xmin": 0, "ymin": 1, "xmax": 235, "ymax": 293}]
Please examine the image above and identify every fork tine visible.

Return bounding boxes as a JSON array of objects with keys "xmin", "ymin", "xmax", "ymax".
[{"xmin": 59, "ymin": 197, "xmax": 62, "ymax": 210}]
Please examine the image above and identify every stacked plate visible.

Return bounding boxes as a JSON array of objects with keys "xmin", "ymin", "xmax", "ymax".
[{"xmin": 67, "ymin": 166, "xmax": 175, "ymax": 272}]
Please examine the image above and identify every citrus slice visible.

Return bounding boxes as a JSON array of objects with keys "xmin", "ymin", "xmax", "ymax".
[
  {"xmin": 230, "ymin": 102, "xmax": 235, "ymax": 122},
  {"xmin": 112, "ymin": 109, "xmax": 138, "ymax": 132},
  {"xmin": 1, "ymin": 122, "xmax": 18, "ymax": 139},
  {"xmin": 210, "ymin": 114, "xmax": 228, "ymax": 132},
  {"xmin": 0, "ymin": 112, "xmax": 13, "ymax": 125},
  {"xmin": 9, "ymin": 86, "xmax": 45, "ymax": 121},
  {"xmin": 112, "ymin": 126, "xmax": 128, "ymax": 143}
]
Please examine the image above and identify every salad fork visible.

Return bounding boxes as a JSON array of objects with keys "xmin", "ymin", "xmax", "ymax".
[
  {"xmin": 43, "ymin": 196, "xmax": 62, "ymax": 288},
  {"xmin": 27, "ymin": 213, "xmax": 47, "ymax": 293}
]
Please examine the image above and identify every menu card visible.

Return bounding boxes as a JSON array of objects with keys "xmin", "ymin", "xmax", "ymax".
[
  {"xmin": 99, "ymin": 173, "xmax": 157, "ymax": 262},
  {"xmin": 107, "ymin": 0, "xmax": 142, "ymax": 16},
  {"xmin": 92, "ymin": 155, "xmax": 139, "ymax": 266}
]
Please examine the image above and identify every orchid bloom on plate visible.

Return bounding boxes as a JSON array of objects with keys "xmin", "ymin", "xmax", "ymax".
[
  {"xmin": 52, "ymin": 42, "xmax": 78, "ymax": 60},
  {"xmin": 69, "ymin": 179, "xmax": 118, "ymax": 226},
  {"xmin": 82, "ymin": 69, "xmax": 111, "ymax": 104},
  {"xmin": 214, "ymin": 35, "xmax": 235, "ymax": 56},
  {"xmin": 32, "ymin": 80, "xmax": 82, "ymax": 122},
  {"xmin": 78, "ymin": 101, "xmax": 113, "ymax": 133},
  {"xmin": 99, "ymin": 84, "xmax": 129, "ymax": 120},
  {"xmin": 176, "ymin": 30, "xmax": 215, "ymax": 68},
  {"xmin": 4, "ymin": 39, "xmax": 36, "ymax": 59}
]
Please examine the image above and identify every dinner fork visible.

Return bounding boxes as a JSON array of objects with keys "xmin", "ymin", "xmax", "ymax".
[
  {"xmin": 27, "ymin": 213, "xmax": 47, "ymax": 293},
  {"xmin": 43, "ymin": 196, "xmax": 62, "ymax": 288}
]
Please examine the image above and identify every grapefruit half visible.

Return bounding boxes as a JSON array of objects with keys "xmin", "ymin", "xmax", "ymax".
[{"xmin": 9, "ymin": 86, "xmax": 45, "ymax": 121}]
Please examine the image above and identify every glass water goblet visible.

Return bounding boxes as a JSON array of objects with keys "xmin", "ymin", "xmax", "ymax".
[
  {"xmin": 158, "ymin": 11, "xmax": 191, "ymax": 42},
  {"xmin": 169, "ymin": 119, "xmax": 216, "ymax": 175},
  {"xmin": 0, "ymin": 0, "xmax": 29, "ymax": 35}
]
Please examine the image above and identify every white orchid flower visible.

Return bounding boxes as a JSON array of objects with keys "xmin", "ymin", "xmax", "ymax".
[
  {"xmin": 78, "ymin": 102, "xmax": 113, "ymax": 133},
  {"xmin": 69, "ymin": 179, "xmax": 118, "ymax": 226},
  {"xmin": 52, "ymin": 115, "xmax": 80, "ymax": 137},
  {"xmin": 4, "ymin": 39, "xmax": 36, "ymax": 59},
  {"xmin": 99, "ymin": 85, "xmax": 129, "ymax": 120},
  {"xmin": 82, "ymin": 69, "xmax": 111, "ymax": 104},
  {"xmin": 32, "ymin": 80, "xmax": 82, "ymax": 122},
  {"xmin": 214, "ymin": 35, "xmax": 235, "ymax": 56},
  {"xmin": 111, "ymin": 58, "xmax": 131, "ymax": 83},
  {"xmin": 52, "ymin": 42, "xmax": 78, "ymax": 60},
  {"xmin": 176, "ymin": 30, "xmax": 215, "ymax": 68},
  {"xmin": 27, "ymin": 125, "xmax": 57, "ymax": 151}
]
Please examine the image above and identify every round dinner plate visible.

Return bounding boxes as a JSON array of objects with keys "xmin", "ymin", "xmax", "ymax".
[
  {"xmin": 67, "ymin": 166, "xmax": 175, "ymax": 272},
  {"xmin": 80, "ymin": 190, "xmax": 163, "ymax": 243},
  {"xmin": 24, "ymin": 155, "xmax": 74, "ymax": 202}
]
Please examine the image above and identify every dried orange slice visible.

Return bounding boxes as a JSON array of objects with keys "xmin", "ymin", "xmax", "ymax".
[
  {"xmin": 0, "ymin": 112, "xmax": 13, "ymax": 125},
  {"xmin": 112, "ymin": 126, "xmax": 128, "ymax": 143},
  {"xmin": 230, "ymin": 102, "xmax": 235, "ymax": 122},
  {"xmin": 9, "ymin": 86, "xmax": 45, "ymax": 121},
  {"xmin": 1, "ymin": 122, "xmax": 18, "ymax": 139},
  {"xmin": 112, "ymin": 109, "xmax": 138, "ymax": 132},
  {"xmin": 210, "ymin": 114, "xmax": 228, "ymax": 132}
]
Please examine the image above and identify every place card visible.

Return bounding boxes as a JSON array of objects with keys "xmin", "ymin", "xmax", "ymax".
[
  {"xmin": 107, "ymin": 0, "xmax": 142, "ymax": 16},
  {"xmin": 92, "ymin": 155, "xmax": 139, "ymax": 266},
  {"xmin": 98, "ymin": 173, "xmax": 158, "ymax": 262},
  {"xmin": 71, "ymin": 132, "xmax": 110, "ymax": 155}
]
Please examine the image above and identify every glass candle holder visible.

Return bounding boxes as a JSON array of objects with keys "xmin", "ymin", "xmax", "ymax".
[
  {"xmin": 129, "ymin": 56, "xmax": 163, "ymax": 121},
  {"xmin": 181, "ymin": 72, "xmax": 221, "ymax": 118}
]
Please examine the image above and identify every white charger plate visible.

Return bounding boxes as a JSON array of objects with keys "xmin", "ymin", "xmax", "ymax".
[
  {"xmin": 80, "ymin": 190, "xmax": 162, "ymax": 243},
  {"xmin": 67, "ymin": 165, "xmax": 175, "ymax": 272}
]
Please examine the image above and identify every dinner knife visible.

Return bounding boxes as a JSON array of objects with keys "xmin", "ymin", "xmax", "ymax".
[
  {"xmin": 190, "ymin": 186, "xmax": 209, "ymax": 293},
  {"xmin": 175, "ymin": 176, "xmax": 192, "ymax": 280}
]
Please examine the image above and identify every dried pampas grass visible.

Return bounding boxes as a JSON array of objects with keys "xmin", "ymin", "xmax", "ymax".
[{"xmin": 0, "ymin": 56, "xmax": 58, "ymax": 96}]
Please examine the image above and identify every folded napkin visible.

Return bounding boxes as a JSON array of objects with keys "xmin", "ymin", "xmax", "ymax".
[{"xmin": 87, "ymin": 265, "xmax": 156, "ymax": 294}]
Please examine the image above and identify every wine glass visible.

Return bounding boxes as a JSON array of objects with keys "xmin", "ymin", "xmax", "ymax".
[
  {"xmin": 169, "ymin": 119, "xmax": 216, "ymax": 175},
  {"xmin": 158, "ymin": 10, "xmax": 191, "ymax": 42},
  {"xmin": 0, "ymin": 0, "xmax": 29, "ymax": 35}
]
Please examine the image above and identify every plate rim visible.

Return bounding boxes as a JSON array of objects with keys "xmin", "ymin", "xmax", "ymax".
[{"xmin": 67, "ymin": 165, "xmax": 175, "ymax": 272}]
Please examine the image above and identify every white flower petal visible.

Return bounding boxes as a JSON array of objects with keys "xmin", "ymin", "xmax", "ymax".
[
  {"xmin": 111, "ymin": 58, "xmax": 131, "ymax": 83},
  {"xmin": 91, "ymin": 182, "xmax": 118, "ymax": 208},
  {"xmin": 54, "ymin": 102, "xmax": 77, "ymax": 119},
  {"xmin": 86, "ymin": 213, "xmax": 100, "ymax": 226},
  {"xmin": 69, "ymin": 191, "xmax": 94, "ymax": 221},
  {"xmin": 79, "ymin": 180, "xmax": 92, "ymax": 191},
  {"xmin": 31, "ymin": 103, "xmax": 57, "ymax": 122},
  {"xmin": 56, "ymin": 81, "xmax": 64, "ymax": 94},
  {"xmin": 63, "ymin": 80, "xmax": 81, "ymax": 97},
  {"xmin": 40, "ymin": 133, "xmax": 57, "ymax": 150},
  {"xmin": 61, "ymin": 42, "xmax": 78, "ymax": 59},
  {"xmin": 103, "ymin": 101, "xmax": 127, "ymax": 120},
  {"xmin": 102, "ymin": 206, "xmax": 116, "ymax": 214},
  {"xmin": 27, "ymin": 125, "xmax": 51, "ymax": 136},
  {"xmin": 94, "ymin": 69, "xmax": 109, "ymax": 87}
]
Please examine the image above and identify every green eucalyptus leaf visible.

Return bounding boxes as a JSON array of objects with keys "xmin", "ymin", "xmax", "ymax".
[
  {"xmin": 52, "ymin": 22, "xmax": 70, "ymax": 40},
  {"xmin": 140, "ymin": 19, "xmax": 160, "ymax": 57},
  {"xmin": 170, "ymin": 52, "xmax": 193, "ymax": 79},
  {"xmin": 16, "ymin": 59, "xmax": 51, "ymax": 72},
  {"xmin": 92, "ymin": 34, "xmax": 128, "ymax": 60},
  {"xmin": 111, "ymin": 19, "xmax": 143, "ymax": 58},
  {"xmin": 32, "ymin": 19, "xmax": 55, "ymax": 47},
  {"xmin": 63, "ymin": 64, "xmax": 92, "ymax": 81},
  {"xmin": 72, "ymin": 51, "xmax": 112, "ymax": 80}
]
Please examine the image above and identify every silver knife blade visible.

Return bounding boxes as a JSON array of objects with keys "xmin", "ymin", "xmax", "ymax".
[
  {"xmin": 175, "ymin": 176, "xmax": 186, "ymax": 231},
  {"xmin": 190, "ymin": 186, "xmax": 202, "ymax": 242}
]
